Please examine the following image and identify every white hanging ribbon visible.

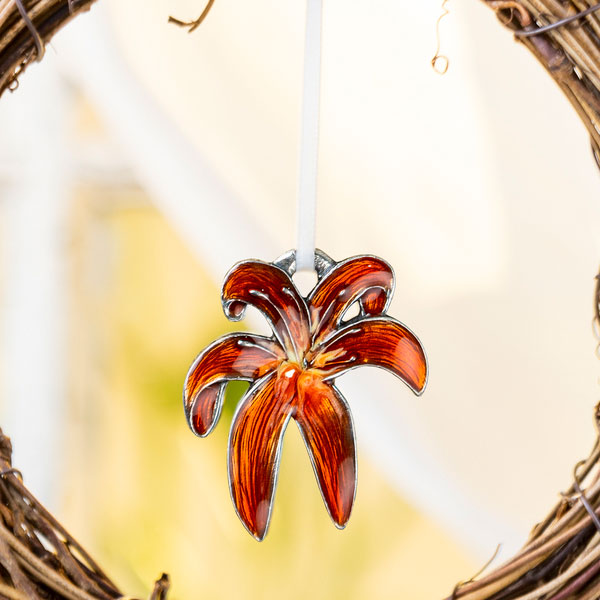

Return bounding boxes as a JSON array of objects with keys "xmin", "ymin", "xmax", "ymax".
[{"xmin": 295, "ymin": 0, "xmax": 323, "ymax": 272}]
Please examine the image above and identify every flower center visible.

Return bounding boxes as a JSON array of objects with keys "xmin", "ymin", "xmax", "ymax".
[
  {"xmin": 273, "ymin": 362, "xmax": 302, "ymax": 404},
  {"xmin": 275, "ymin": 361, "xmax": 329, "ymax": 412}
]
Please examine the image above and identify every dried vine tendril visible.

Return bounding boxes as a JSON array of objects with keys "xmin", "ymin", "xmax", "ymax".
[
  {"xmin": 168, "ymin": 0, "xmax": 216, "ymax": 33},
  {"xmin": 451, "ymin": 545, "xmax": 502, "ymax": 598},
  {"xmin": 432, "ymin": 0, "xmax": 450, "ymax": 74}
]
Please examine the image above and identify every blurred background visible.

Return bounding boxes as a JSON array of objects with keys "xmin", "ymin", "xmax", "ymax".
[{"xmin": 1, "ymin": 1, "xmax": 600, "ymax": 598}]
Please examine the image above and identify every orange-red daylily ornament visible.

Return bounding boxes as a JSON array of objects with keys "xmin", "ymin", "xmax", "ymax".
[{"xmin": 184, "ymin": 250, "xmax": 428, "ymax": 540}]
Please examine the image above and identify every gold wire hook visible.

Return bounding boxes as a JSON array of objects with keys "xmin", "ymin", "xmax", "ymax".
[{"xmin": 432, "ymin": 0, "xmax": 450, "ymax": 75}]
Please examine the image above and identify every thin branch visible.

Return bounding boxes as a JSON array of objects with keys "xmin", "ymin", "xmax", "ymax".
[{"xmin": 168, "ymin": 0, "xmax": 216, "ymax": 33}]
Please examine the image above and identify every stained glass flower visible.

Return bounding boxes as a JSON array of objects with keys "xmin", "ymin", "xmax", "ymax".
[{"xmin": 183, "ymin": 250, "xmax": 428, "ymax": 540}]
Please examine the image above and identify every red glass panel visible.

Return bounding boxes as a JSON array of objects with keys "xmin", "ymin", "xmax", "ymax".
[
  {"xmin": 228, "ymin": 365, "xmax": 300, "ymax": 540},
  {"xmin": 313, "ymin": 317, "xmax": 428, "ymax": 394},
  {"xmin": 184, "ymin": 333, "xmax": 284, "ymax": 436},
  {"xmin": 189, "ymin": 383, "xmax": 224, "ymax": 437},
  {"xmin": 295, "ymin": 372, "xmax": 356, "ymax": 527},
  {"xmin": 308, "ymin": 256, "xmax": 393, "ymax": 345},
  {"xmin": 222, "ymin": 261, "xmax": 311, "ymax": 361}
]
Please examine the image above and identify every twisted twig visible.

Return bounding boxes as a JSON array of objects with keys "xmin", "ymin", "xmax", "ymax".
[
  {"xmin": 0, "ymin": 0, "xmax": 98, "ymax": 96},
  {"xmin": 482, "ymin": 0, "xmax": 600, "ymax": 160},
  {"xmin": 168, "ymin": 0, "xmax": 216, "ymax": 33}
]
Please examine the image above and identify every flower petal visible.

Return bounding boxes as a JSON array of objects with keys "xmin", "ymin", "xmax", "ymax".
[
  {"xmin": 184, "ymin": 333, "xmax": 284, "ymax": 437},
  {"xmin": 228, "ymin": 366, "xmax": 299, "ymax": 540},
  {"xmin": 313, "ymin": 317, "xmax": 428, "ymax": 395},
  {"xmin": 295, "ymin": 374, "xmax": 356, "ymax": 528},
  {"xmin": 222, "ymin": 260, "xmax": 311, "ymax": 361},
  {"xmin": 308, "ymin": 255, "xmax": 394, "ymax": 345},
  {"xmin": 188, "ymin": 383, "xmax": 225, "ymax": 438}
]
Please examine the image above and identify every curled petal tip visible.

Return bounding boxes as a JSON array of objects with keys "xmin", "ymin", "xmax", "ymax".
[
  {"xmin": 252, "ymin": 528, "xmax": 267, "ymax": 542},
  {"xmin": 184, "ymin": 334, "xmax": 284, "ymax": 438},
  {"xmin": 331, "ymin": 496, "xmax": 353, "ymax": 529},
  {"xmin": 223, "ymin": 299, "xmax": 246, "ymax": 321},
  {"xmin": 410, "ymin": 348, "xmax": 428, "ymax": 396},
  {"xmin": 413, "ymin": 378, "xmax": 427, "ymax": 397},
  {"xmin": 241, "ymin": 499, "xmax": 272, "ymax": 541},
  {"xmin": 221, "ymin": 260, "xmax": 311, "ymax": 356},
  {"xmin": 236, "ymin": 498, "xmax": 272, "ymax": 542},
  {"xmin": 235, "ymin": 509, "xmax": 269, "ymax": 541},
  {"xmin": 186, "ymin": 385, "xmax": 223, "ymax": 438},
  {"xmin": 189, "ymin": 415, "xmax": 213, "ymax": 438}
]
